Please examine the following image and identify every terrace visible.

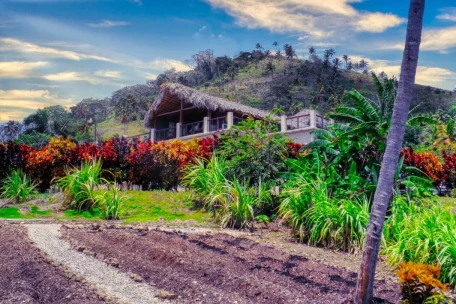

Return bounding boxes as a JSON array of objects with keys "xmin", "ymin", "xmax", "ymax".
[{"xmin": 143, "ymin": 83, "xmax": 332, "ymax": 144}]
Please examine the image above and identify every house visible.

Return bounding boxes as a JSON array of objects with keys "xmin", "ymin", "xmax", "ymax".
[{"xmin": 144, "ymin": 83, "xmax": 332, "ymax": 144}]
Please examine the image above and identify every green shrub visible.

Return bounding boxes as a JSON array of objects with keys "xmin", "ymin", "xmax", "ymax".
[
  {"xmin": 218, "ymin": 116, "xmax": 287, "ymax": 187},
  {"xmin": 95, "ymin": 186, "xmax": 125, "ymax": 220},
  {"xmin": 279, "ymin": 173, "xmax": 370, "ymax": 252},
  {"xmin": 384, "ymin": 204, "xmax": 456, "ymax": 285},
  {"xmin": 221, "ymin": 179, "xmax": 255, "ymax": 228},
  {"xmin": 57, "ymin": 159, "xmax": 104, "ymax": 212},
  {"xmin": 0, "ymin": 170, "xmax": 37, "ymax": 204}
]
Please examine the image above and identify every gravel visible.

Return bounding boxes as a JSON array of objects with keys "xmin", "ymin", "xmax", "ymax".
[{"xmin": 27, "ymin": 224, "xmax": 167, "ymax": 304}]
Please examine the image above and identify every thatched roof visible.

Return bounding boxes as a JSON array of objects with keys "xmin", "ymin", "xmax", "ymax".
[{"xmin": 145, "ymin": 83, "xmax": 274, "ymax": 128}]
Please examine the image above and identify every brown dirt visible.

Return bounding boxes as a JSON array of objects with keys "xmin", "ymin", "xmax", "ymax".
[
  {"xmin": 66, "ymin": 227, "xmax": 400, "ymax": 303},
  {"xmin": 0, "ymin": 223, "xmax": 105, "ymax": 304}
]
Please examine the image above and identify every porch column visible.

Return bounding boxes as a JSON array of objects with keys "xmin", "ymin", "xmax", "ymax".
[
  {"xmin": 227, "ymin": 112, "xmax": 234, "ymax": 129},
  {"xmin": 176, "ymin": 123, "xmax": 182, "ymax": 138},
  {"xmin": 280, "ymin": 115, "xmax": 287, "ymax": 132},
  {"xmin": 150, "ymin": 128, "xmax": 156, "ymax": 142},
  {"xmin": 203, "ymin": 117, "xmax": 209, "ymax": 133},
  {"xmin": 309, "ymin": 110, "xmax": 316, "ymax": 128}
]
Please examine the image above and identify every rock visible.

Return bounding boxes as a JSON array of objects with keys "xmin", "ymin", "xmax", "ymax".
[
  {"xmin": 130, "ymin": 273, "xmax": 143, "ymax": 282},
  {"xmin": 155, "ymin": 290, "xmax": 178, "ymax": 300},
  {"xmin": 76, "ymin": 245, "xmax": 87, "ymax": 252},
  {"xmin": 107, "ymin": 258, "xmax": 119, "ymax": 268}
]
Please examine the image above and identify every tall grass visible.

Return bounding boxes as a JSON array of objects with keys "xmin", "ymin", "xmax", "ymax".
[
  {"xmin": 0, "ymin": 170, "xmax": 37, "ymax": 204},
  {"xmin": 384, "ymin": 203, "xmax": 456, "ymax": 285},
  {"xmin": 95, "ymin": 185, "xmax": 124, "ymax": 220},
  {"xmin": 57, "ymin": 159, "xmax": 104, "ymax": 212},
  {"xmin": 183, "ymin": 155, "xmax": 264, "ymax": 228},
  {"xmin": 279, "ymin": 172, "xmax": 369, "ymax": 252}
]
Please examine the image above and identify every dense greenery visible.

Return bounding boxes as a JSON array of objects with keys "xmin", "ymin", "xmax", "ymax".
[{"xmin": 0, "ymin": 170, "xmax": 37, "ymax": 204}]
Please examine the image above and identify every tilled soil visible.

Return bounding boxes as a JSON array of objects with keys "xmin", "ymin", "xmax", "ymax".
[
  {"xmin": 66, "ymin": 227, "xmax": 400, "ymax": 304},
  {"xmin": 0, "ymin": 224, "xmax": 105, "ymax": 304}
]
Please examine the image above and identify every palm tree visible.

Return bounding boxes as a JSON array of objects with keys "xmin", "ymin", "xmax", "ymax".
[
  {"xmin": 273, "ymin": 41, "xmax": 279, "ymax": 50},
  {"xmin": 24, "ymin": 109, "xmax": 51, "ymax": 134},
  {"xmin": 358, "ymin": 59, "xmax": 369, "ymax": 71},
  {"xmin": 342, "ymin": 55, "xmax": 349, "ymax": 69},
  {"xmin": 309, "ymin": 46, "xmax": 316, "ymax": 56},
  {"xmin": 0, "ymin": 121, "xmax": 22, "ymax": 141},
  {"xmin": 255, "ymin": 43, "xmax": 263, "ymax": 51},
  {"xmin": 354, "ymin": 1, "xmax": 425, "ymax": 303}
]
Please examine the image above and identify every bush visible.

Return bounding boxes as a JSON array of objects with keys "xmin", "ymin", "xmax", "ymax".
[
  {"xmin": 0, "ymin": 141, "xmax": 25, "ymax": 185},
  {"xmin": 396, "ymin": 262, "xmax": 449, "ymax": 304},
  {"xmin": 218, "ymin": 117, "xmax": 288, "ymax": 187},
  {"xmin": 384, "ymin": 203, "xmax": 456, "ymax": 285},
  {"xmin": 127, "ymin": 141, "xmax": 180, "ymax": 190},
  {"xmin": 0, "ymin": 170, "xmax": 37, "ymax": 204},
  {"xmin": 401, "ymin": 147, "xmax": 444, "ymax": 186},
  {"xmin": 57, "ymin": 159, "xmax": 103, "ymax": 212}
]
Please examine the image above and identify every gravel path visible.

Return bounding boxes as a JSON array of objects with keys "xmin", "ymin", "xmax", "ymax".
[{"xmin": 27, "ymin": 224, "xmax": 166, "ymax": 304}]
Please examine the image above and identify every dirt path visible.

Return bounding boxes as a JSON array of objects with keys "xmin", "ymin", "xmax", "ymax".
[
  {"xmin": 27, "ymin": 224, "xmax": 167, "ymax": 304},
  {"xmin": 66, "ymin": 226, "xmax": 400, "ymax": 304},
  {"xmin": 0, "ymin": 223, "xmax": 105, "ymax": 304}
]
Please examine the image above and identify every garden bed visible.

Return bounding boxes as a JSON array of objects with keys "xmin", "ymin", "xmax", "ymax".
[
  {"xmin": 0, "ymin": 223, "xmax": 105, "ymax": 304},
  {"xmin": 65, "ymin": 225, "xmax": 400, "ymax": 303}
]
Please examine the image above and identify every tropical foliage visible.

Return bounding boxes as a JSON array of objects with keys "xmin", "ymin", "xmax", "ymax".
[{"xmin": 0, "ymin": 170, "xmax": 37, "ymax": 204}]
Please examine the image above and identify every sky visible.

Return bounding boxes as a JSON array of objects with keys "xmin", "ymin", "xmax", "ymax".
[{"xmin": 1, "ymin": 0, "xmax": 456, "ymax": 123}]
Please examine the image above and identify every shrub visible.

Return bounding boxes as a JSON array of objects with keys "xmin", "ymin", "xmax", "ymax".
[
  {"xmin": 396, "ymin": 262, "xmax": 449, "ymax": 304},
  {"xmin": 279, "ymin": 163, "xmax": 370, "ymax": 252},
  {"xmin": 0, "ymin": 170, "xmax": 37, "ymax": 204},
  {"xmin": 221, "ymin": 179, "xmax": 255, "ymax": 228},
  {"xmin": 0, "ymin": 141, "xmax": 25, "ymax": 184},
  {"xmin": 384, "ymin": 204, "xmax": 456, "ymax": 285},
  {"xmin": 57, "ymin": 159, "xmax": 103, "ymax": 212},
  {"xmin": 25, "ymin": 137, "xmax": 77, "ymax": 190},
  {"xmin": 401, "ymin": 147, "xmax": 444, "ymax": 185},
  {"xmin": 127, "ymin": 141, "xmax": 180, "ymax": 190},
  {"xmin": 95, "ymin": 186, "xmax": 125, "ymax": 220},
  {"xmin": 442, "ymin": 150, "xmax": 456, "ymax": 189},
  {"xmin": 218, "ymin": 117, "xmax": 288, "ymax": 187}
]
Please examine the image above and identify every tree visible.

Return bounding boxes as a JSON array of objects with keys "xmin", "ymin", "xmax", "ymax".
[
  {"xmin": 342, "ymin": 55, "xmax": 349, "ymax": 69},
  {"xmin": 283, "ymin": 44, "xmax": 296, "ymax": 59},
  {"xmin": 0, "ymin": 121, "xmax": 22, "ymax": 141},
  {"xmin": 354, "ymin": 1, "xmax": 425, "ymax": 303},
  {"xmin": 265, "ymin": 61, "xmax": 275, "ymax": 78}
]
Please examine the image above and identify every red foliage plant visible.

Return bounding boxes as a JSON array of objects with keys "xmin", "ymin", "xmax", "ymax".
[
  {"xmin": 401, "ymin": 147, "xmax": 444, "ymax": 186},
  {"xmin": 286, "ymin": 141, "xmax": 304, "ymax": 159},
  {"xmin": 442, "ymin": 150, "xmax": 456, "ymax": 189}
]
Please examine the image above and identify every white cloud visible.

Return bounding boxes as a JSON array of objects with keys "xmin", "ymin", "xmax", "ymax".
[
  {"xmin": 94, "ymin": 70, "xmax": 123, "ymax": 78},
  {"xmin": 387, "ymin": 27, "xmax": 456, "ymax": 53},
  {"xmin": 204, "ymin": 0, "xmax": 404, "ymax": 40},
  {"xmin": 355, "ymin": 13, "xmax": 404, "ymax": 33},
  {"xmin": 350, "ymin": 55, "xmax": 455, "ymax": 88},
  {"xmin": 0, "ymin": 38, "xmax": 113, "ymax": 61},
  {"xmin": 143, "ymin": 72, "xmax": 158, "ymax": 80},
  {"xmin": 142, "ymin": 58, "xmax": 192, "ymax": 72},
  {"xmin": 43, "ymin": 71, "xmax": 102, "ymax": 84},
  {"xmin": 198, "ymin": 25, "xmax": 207, "ymax": 32},
  {"xmin": 88, "ymin": 20, "xmax": 130, "ymax": 28},
  {"xmin": 437, "ymin": 8, "xmax": 456, "ymax": 22},
  {"xmin": 0, "ymin": 89, "xmax": 75, "ymax": 122},
  {"xmin": 0, "ymin": 61, "xmax": 48, "ymax": 78}
]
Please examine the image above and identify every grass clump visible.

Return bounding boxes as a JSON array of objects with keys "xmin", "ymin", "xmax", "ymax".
[
  {"xmin": 384, "ymin": 202, "xmax": 456, "ymax": 285},
  {"xmin": 57, "ymin": 159, "xmax": 103, "ymax": 212},
  {"xmin": 0, "ymin": 207, "xmax": 27, "ymax": 219},
  {"xmin": 0, "ymin": 170, "xmax": 37, "ymax": 204},
  {"xmin": 95, "ymin": 186, "xmax": 124, "ymax": 220}
]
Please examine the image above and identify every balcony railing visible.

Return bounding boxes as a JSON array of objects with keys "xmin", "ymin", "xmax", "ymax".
[
  {"xmin": 285, "ymin": 114, "xmax": 310, "ymax": 131},
  {"xmin": 181, "ymin": 120, "xmax": 204, "ymax": 137},
  {"xmin": 316, "ymin": 115, "xmax": 331, "ymax": 129},
  {"xmin": 156, "ymin": 127, "xmax": 176, "ymax": 141},
  {"xmin": 208, "ymin": 116, "xmax": 228, "ymax": 132}
]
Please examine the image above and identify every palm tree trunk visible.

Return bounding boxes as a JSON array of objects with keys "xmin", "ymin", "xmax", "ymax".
[{"xmin": 353, "ymin": 1, "xmax": 425, "ymax": 303}]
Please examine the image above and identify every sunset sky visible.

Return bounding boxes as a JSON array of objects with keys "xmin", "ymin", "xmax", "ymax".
[{"xmin": 1, "ymin": 0, "xmax": 456, "ymax": 122}]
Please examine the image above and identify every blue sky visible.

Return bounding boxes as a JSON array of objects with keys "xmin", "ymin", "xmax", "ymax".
[{"xmin": 1, "ymin": 0, "xmax": 456, "ymax": 122}]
